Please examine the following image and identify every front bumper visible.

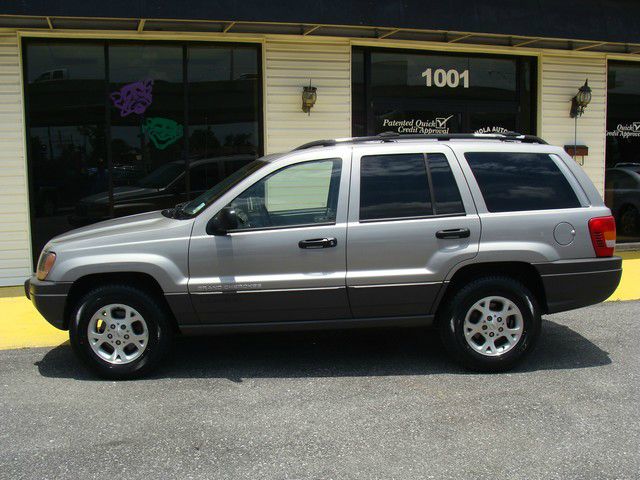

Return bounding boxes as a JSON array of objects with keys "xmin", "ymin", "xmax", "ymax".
[
  {"xmin": 24, "ymin": 276, "xmax": 72, "ymax": 330},
  {"xmin": 534, "ymin": 257, "xmax": 623, "ymax": 314}
]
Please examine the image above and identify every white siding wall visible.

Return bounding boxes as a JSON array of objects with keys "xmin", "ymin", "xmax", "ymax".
[
  {"xmin": 0, "ymin": 33, "xmax": 31, "ymax": 286},
  {"xmin": 539, "ymin": 53, "xmax": 607, "ymax": 195},
  {"xmin": 264, "ymin": 39, "xmax": 351, "ymax": 154}
]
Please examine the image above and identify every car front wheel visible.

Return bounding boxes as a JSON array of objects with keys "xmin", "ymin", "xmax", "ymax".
[
  {"xmin": 69, "ymin": 284, "xmax": 173, "ymax": 379},
  {"xmin": 438, "ymin": 276, "xmax": 541, "ymax": 372}
]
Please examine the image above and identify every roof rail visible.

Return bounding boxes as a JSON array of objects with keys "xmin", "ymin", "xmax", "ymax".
[{"xmin": 293, "ymin": 131, "xmax": 547, "ymax": 150}]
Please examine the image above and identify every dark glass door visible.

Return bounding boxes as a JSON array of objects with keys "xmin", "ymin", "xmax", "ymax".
[
  {"xmin": 605, "ymin": 61, "xmax": 640, "ymax": 243},
  {"xmin": 352, "ymin": 47, "xmax": 536, "ymax": 137}
]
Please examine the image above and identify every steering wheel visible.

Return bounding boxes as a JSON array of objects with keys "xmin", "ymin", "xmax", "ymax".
[
  {"xmin": 258, "ymin": 203, "xmax": 271, "ymax": 227},
  {"xmin": 232, "ymin": 198, "xmax": 271, "ymax": 228}
]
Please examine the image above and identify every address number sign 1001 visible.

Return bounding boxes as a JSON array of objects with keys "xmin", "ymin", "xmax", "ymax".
[{"xmin": 421, "ymin": 68, "xmax": 470, "ymax": 88}]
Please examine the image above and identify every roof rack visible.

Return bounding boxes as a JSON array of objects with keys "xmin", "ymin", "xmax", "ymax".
[{"xmin": 293, "ymin": 131, "xmax": 547, "ymax": 150}]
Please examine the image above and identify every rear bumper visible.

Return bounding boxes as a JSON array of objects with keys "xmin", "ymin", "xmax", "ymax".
[
  {"xmin": 534, "ymin": 257, "xmax": 622, "ymax": 314},
  {"xmin": 24, "ymin": 276, "xmax": 72, "ymax": 330}
]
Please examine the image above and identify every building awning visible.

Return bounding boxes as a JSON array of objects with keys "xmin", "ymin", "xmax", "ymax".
[{"xmin": 3, "ymin": 0, "xmax": 640, "ymax": 55}]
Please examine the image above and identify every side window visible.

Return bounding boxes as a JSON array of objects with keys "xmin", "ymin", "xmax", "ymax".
[
  {"xmin": 360, "ymin": 154, "xmax": 432, "ymax": 221},
  {"xmin": 228, "ymin": 158, "xmax": 341, "ymax": 230},
  {"xmin": 464, "ymin": 152, "xmax": 581, "ymax": 212},
  {"xmin": 427, "ymin": 153, "xmax": 465, "ymax": 215}
]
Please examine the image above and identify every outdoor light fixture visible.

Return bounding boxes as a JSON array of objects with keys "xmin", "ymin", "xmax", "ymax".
[
  {"xmin": 302, "ymin": 81, "xmax": 317, "ymax": 115},
  {"xmin": 569, "ymin": 79, "xmax": 592, "ymax": 164},
  {"xmin": 570, "ymin": 79, "xmax": 592, "ymax": 118}
]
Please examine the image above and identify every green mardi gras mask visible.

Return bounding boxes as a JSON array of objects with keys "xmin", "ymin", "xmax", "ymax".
[{"xmin": 142, "ymin": 117, "xmax": 183, "ymax": 150}]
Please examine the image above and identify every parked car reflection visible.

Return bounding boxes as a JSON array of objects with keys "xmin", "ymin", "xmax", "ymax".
[
  {"xmin": 70, "ymin": 155, "xmax": 254, "ymax": 226},
  {"xmin": 605, "ymin": 164, "xmax": 640, "ymax": 241}
]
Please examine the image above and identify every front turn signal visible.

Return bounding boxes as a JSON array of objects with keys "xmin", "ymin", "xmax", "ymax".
[{"xmin": 36, "ymin": 251, "xmax": 56, "ymax": 280}]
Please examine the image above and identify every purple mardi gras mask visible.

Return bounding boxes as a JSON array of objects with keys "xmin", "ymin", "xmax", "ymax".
[{"xmin": 110, "ymin": 79, "xmax": 153, "ymax": 117}]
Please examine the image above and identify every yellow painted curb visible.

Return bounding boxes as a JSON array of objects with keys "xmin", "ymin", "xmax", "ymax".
[
  {"xmin": 0, "ymin": 296, "xmax": 68, "ymax": 350},
  {"xmin": 1, "ymin": 253, "xmax": 639, "ymax": 351},
  {"xmin": 608, "ymin": 251, "xmax": 640, "ymax": 302}
]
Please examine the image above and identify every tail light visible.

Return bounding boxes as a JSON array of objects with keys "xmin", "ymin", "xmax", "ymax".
[{"xmin": 588, "ymin": 216, "xmax": 616, "ymax": 257}]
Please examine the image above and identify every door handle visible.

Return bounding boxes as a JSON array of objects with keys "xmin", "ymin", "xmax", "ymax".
[
  {"xmin": 436, "ymin": 228, "xmax": 471, "ymax": 239},
  {"xmin": 298, "ymin": 237, "xmax": 338, "ymax": 249}
]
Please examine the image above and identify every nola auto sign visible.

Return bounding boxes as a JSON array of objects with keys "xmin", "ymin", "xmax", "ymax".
[{"xmin": 607, "ymin": 122, "xmax": 640, "ymax": 139}]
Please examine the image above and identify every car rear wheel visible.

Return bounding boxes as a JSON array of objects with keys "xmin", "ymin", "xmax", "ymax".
[
  {"xmin": 438, "ymin": 276, "xmax": 541, "ymax": 372},
  {"xmin": 69, "ymin": 285, "xmax": 173, "ymax": 379},
  {"xmin": 619, "ymin": 205, "xmax": 640, "ymax": 236}
]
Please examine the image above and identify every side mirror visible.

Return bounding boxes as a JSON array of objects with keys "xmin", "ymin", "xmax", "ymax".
[{"xmin": 206, "ymin": 207, "xmax": 239, "ymax": 235}]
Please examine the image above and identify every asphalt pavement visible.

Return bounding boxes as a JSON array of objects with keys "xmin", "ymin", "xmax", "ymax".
[{"xmin": 1, "ymin": 301, "xmax": 639, "ymax": 479}]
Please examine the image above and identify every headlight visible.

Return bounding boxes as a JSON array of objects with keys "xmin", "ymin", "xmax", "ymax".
[{"xmin": 36, "ymin": 251, "xmax": 56, "ymax": 281}]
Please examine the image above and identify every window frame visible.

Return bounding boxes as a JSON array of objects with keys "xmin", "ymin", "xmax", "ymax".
[
  {"xmin": 356, "ymin": 150, "xmax": 467, "ymax": 224},
  {"xmin": 223, "ymin": 157, "xmax": 344, "ymax": 233}
]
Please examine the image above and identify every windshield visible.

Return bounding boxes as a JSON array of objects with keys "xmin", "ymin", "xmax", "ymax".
[
  {"xmin": 137, "ymin": 163, "xmax": 184, "ymax": 189},
  {"xmin": 181, "ymin": 159, "xmax": 269, "ymax": 216}
]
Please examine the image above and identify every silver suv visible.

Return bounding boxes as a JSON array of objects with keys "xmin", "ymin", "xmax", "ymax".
[{"xmin": 25, "ymin": 133, "xmax": 622, "ymax": 379}]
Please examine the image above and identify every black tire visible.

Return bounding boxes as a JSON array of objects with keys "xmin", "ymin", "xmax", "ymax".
[
  {"xmin": 619, "ymin": 205, "xmax": 640, "ymax": 236},
  {"xmin": 69, "ymin": 284, "xmax": 173, "ymax": 380},
  {"xmin": 437, "ymin": 276, "xmax": 541, "ymax": 372}
]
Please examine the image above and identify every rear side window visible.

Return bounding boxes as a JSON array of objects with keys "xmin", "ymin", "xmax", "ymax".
[
  {"xmin": 464, "ymin": 152, "xmax": 581, "ymax": 212},
  {"xmin": 360, "ymin": 154, "xmax": 432, "ymax": 220},
  {"xmin": 428, "ymin": 153, "xmax": 465, "ymax": 215},
  {"xmin": 359, "ymin": 153, "xmax": 464, "ymax": 220}
]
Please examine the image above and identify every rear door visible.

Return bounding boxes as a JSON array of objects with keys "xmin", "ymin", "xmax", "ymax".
[{"xmin": 346, "ymin": 143, "xmax": 480, "ymax": 318}]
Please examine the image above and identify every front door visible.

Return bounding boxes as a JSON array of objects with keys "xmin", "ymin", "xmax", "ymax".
[
  {"xmin": 346, "ymin": 144, "xmax": 480, "ymax": 318},
  {"xmin": 188, "ymin": 150, "xmax": 352, "ymax": 324}
]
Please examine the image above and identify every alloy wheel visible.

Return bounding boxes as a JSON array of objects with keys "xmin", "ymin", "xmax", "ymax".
[
  {"xmin": 463, "ymin": 296, "xmax": 524, "ymax": 357},
  {"xmin": 87, "ymin": 303, "xmax": 149, "ymax": 365}
]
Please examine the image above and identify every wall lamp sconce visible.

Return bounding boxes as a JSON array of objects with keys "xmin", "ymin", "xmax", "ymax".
[
  {"xmin": 302, "ymin": 81, "xmax": 317, "ymax": 115},
  {"xmin": 569, "ymin": 79, "xmax": 592, "ymax": 164},
  {"xmin": 570, "ymin": 79, "xmax": 592, "ymax": 118}
]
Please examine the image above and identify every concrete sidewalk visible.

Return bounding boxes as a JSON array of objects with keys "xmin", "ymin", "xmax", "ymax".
[{"xmin": 1, "ymin": 251, "xmax": 638, "ymax": 351}]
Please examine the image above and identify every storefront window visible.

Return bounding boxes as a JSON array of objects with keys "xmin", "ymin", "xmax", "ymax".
[
  {"xmin": 187, "ymin": 45, "xmax": 260, "ymax": 196},
  {"xmin": 352, "ymin": 47, "xmax": 536, "ymax": 137},
  {"xmin": 107, "ymin": 43, "xmax": 185, "ymax": 220},
  {"xmin": 24, "ymin": 39, "xmax": 262, "ymax": 266},
  {"xmin": 606, "ymin": 61, "xmax": 640, "ymax": 243},
  {"xmin": 24, "ymin": 42, "xmax": 106, "ymax": 265}
]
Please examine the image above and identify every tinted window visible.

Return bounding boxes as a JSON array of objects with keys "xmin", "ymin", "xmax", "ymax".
[
  {"xmin": 24, "ymin": 41, "xmax": 106, "ymax": 267},
  {"xmin": 464, "ymin": 152, "xmax": 581, "ymax": 212},
  {"xmin": 228, "ymin": 159, "xmax": 342, "ymax": 230},
  {"xmin": 24, "ymin": 39, "xmax": 263, "ymax": 267},
  {"xmin": 606, "ymin": 61, "xmax": 640, "ymax": 243},
  {"xmin": 360, "ymin": 154, "xmax": 432, "ymax": 220},
  {"xmin": 427, "ymin": 153, "xmax": 465, "ymax": 215},
  {"xmin": 187, "ymin": 45, "xmax": 261, "ymax": 179}
]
